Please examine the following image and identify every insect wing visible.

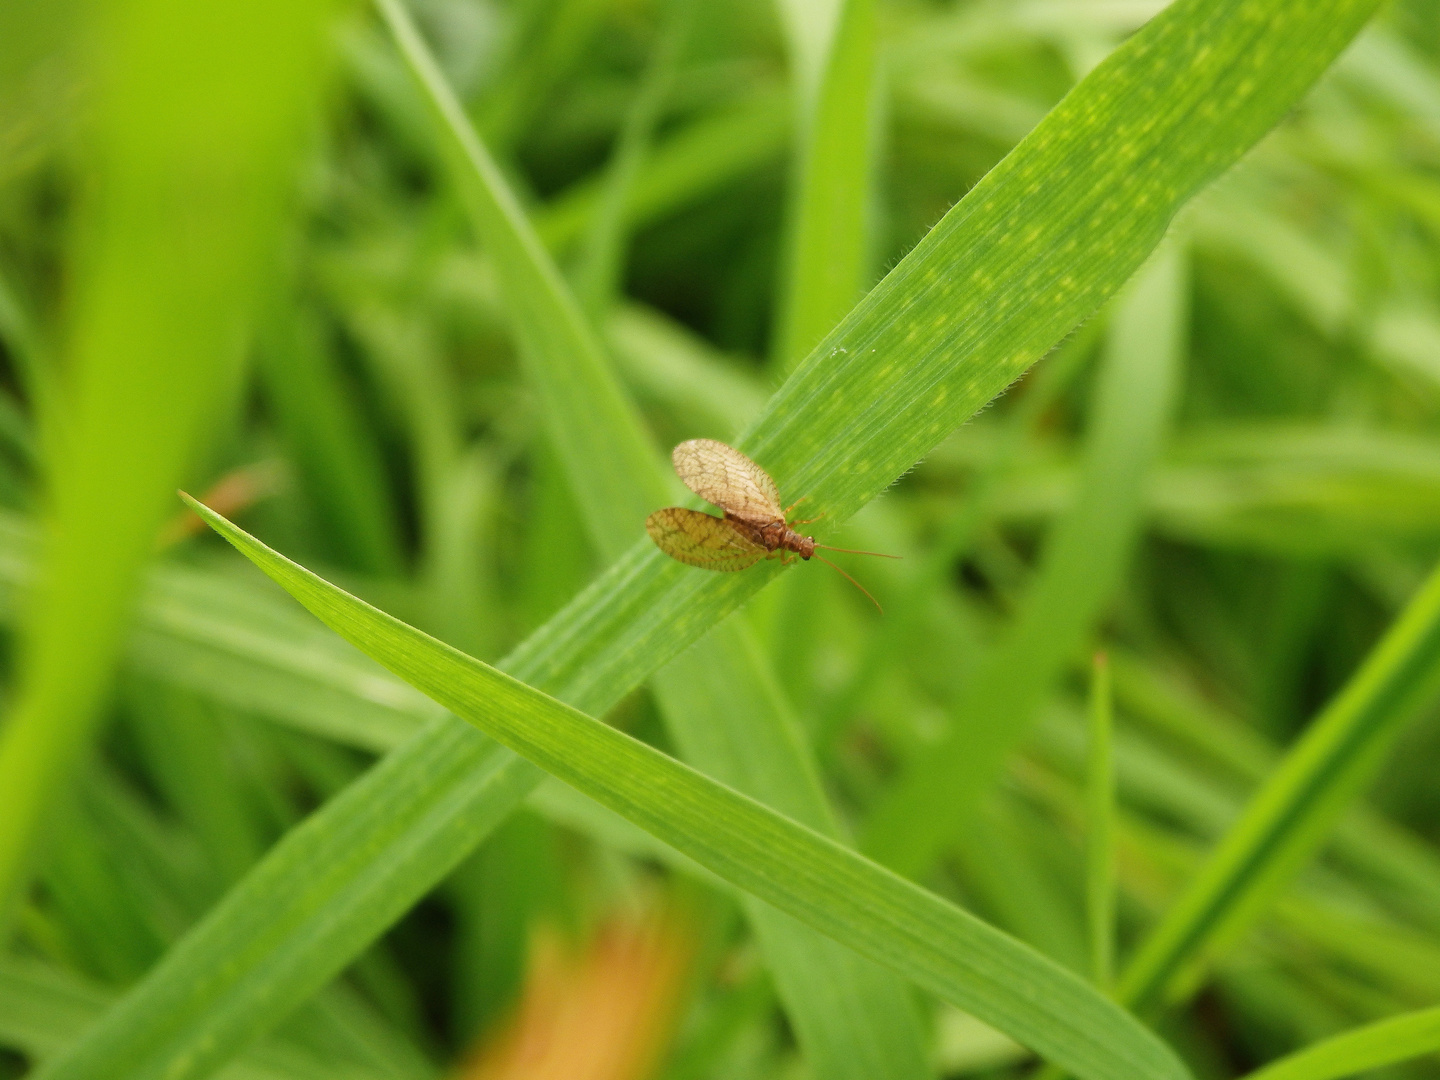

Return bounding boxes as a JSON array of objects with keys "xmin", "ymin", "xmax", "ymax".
[
  {"xmin": 646, "ymin": 508, "xmax": 766, "ymax": 571},
  {"xmin": 672, "ymin": 439, "xmax": 784, "ymax": 523}
]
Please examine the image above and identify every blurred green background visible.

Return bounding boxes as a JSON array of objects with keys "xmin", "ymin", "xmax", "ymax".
[{"xmin": 3, "ymin": 0, "xmax": 1440, "ymax": 1078}]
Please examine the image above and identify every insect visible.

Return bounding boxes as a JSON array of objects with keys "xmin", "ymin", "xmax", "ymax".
[{"xmin": 645, "ymin": 438, "xmax": 896, "ymax": 611}]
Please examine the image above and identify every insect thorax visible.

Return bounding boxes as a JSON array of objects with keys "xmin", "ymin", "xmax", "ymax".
[
  {"xmin": 729, "ymin": 515, "xmax": 814, "ymax": 559},
  {"xmin": 725, "ymin": 513, "xmax": 813, "ymax": 557}
]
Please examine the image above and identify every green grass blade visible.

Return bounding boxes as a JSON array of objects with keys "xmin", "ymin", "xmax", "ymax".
[
  {"xmin": 41, "ymin": 2, "xmax": 1379, "ymax": 1074},
  {"xmin": 607, "ymin": 305, "xmax": 768, "ymax": 432},
  {"xmin": 863, "ymin": 241, "xmax": 1188, "ymax": 875},
  {"xmin": 1240, "ymin": 1006, "xmax": 1440, "ymax": 1080},
  {"xmin": 383, "ymin": 3, "xmax": 933, "ymax": 1073},
  {"xmin": 773, "ymin": 0, "xmax": 878, "ymax": 369},
  {"xmin": 1118, "ymin": 555, "xmax": 1440, "ymax": 1011},
  {"xmin": 653, "ymin": 632, "xmax": 933, "ymax": 1080},
  {"xmin": 1086, "ymin": 652, "xmax": 1117, "ymax": 990},
  {"xmin": 34, "ymin": 717, "xmax": 538, "ymax": 1080},
  {"xmin": 1110, "ymin": 648, "xmax": 1440, "ymax": 935},
  {"xmin": 0, "ymin": 0, "xmax": 334, "ymax": 927},
  {"xmin": 342, "ymin": 306, "xmax": 463, "ymax": 591},
  {"xmin": 124, "ymin": 679, "xmax": 265, "ymax": 892},
  {"xmin": 950, "ymin": 796, "xmax": 1088, "ymax": 972},
  {"xmin": 473, "ymin": 0, "xmax": 605, "ymax": 153},
  {"xmin": 256, "ymin": 313, "xmax": 404, "ymax": 578},
  {"xmin": 184, "ymin": 495, "xmax": 1189, "ymax": 1080}
]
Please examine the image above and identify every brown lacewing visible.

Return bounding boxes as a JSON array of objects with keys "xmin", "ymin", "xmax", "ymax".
[{"xmin": 645, "ymin": 438, "xmax": 897, "ymax": 611}]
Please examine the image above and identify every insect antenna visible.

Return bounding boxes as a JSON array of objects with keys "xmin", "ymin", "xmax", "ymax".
[
  {"xmin": 813, "ymin": 553, "xmax": 884, "ymax": 614},
  {"xmin": 813, "ymin": 544, "xmax": 900, "ymax": 559}
]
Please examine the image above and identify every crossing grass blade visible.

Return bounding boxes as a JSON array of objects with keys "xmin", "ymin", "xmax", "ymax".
[
  {"xmin": 375, "ymin": 0, "xmax": 667, "ymax": 557},
  {"xmin": 35, "ymin": 1, "xmax": 1382, "ymax": 1076},
  {"xmin": 255, "ymin": 313, "xmax": 404, "ymax": 578},
  {"xmin": 651, "ymin": 632, "xmax": 934, "ymax": 1080},
  {"xmin": 183, "ymin": 494, "xmax": 1189, "ymax": 1080}
]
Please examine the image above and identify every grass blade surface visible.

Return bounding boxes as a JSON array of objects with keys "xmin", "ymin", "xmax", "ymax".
[{"xmin": 186, "ymin": 495, "xmax": 1188, "ymax": 1080}]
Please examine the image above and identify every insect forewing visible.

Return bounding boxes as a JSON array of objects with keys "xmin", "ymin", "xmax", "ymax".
[
  {"xmin": 646, "ymin": 507, "xmax": 766, "ymax": 570},
  {"xmin": 672, "ymin": 439, "xmax": 784, "ymax": 523}
]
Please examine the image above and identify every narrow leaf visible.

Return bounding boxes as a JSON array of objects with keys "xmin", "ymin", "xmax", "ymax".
[
  {"xmin": 185, "ymin": 494, "xmax": 1189, "ymax": 1080},
  {"xmin": 1086, "ymin": 652, "xmax": 1117, "ymax": 990},
  {"xmin": 1118, "ymin": 553, "xmax": 1440, "ymax": 1010},
  {"xmin": 773, "ymin": 0, "xmax": 879, "ymax": 369},
  {"xmin": 1241, "ymin": 1006, "xmax": 1440, "ymax": 1080},
  {"xmin": 376, "ymin": 0, "xmax": 665, "ymax": 558}
]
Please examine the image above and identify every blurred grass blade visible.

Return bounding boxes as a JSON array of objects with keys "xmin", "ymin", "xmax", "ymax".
[
  {"xmin": 376, "ymin": 0, "xmax": 666, "ymax": 559},
  {"xmin": 186, "ymin": 495, "xmax": 1190, "ymax": 1080},
  {"xmin": 773, "ymin": 0, "xmax": 840, "ymax": 107},
  {"xmin": 1240, "ymin": 1006, "xmax": 1440, "ymax": 1080},
  {"xmin": 652, "ymin": 637, "xmax": 933, "ymax": 1080},
  {"xmin": 256, "ymin": 312, "xmax": 403, "ymax": 577},
  {"xmin": 533, "ymin": 89, "xmax": 790, "ymax": 254},
  {"xmin": 573, "ymin": 0, "xmax": 692, "ymax": 317},
  {"xmin": 41, "ymin": 2, "xmax": 1380, "ymax": 1076},
  {"xmin": 1086, "ymin": 652, "xmax": 1116, "ymax": 990},
  {"xmin": 0, "ymin": 956, "xmax": 404, "ymax": 1080},
  {"xmin": 1111, "ymin": 647, "xmax": 1440, "ymax": 935},
  {"xmin": 0, "ymin": 267, "xmax": 53, "ymax": 447},
  {"xmin": 382, "ymin": 3, "xmax": 932, "ymax": 1075},
  {"xmin": 475, "ymin": 0, "xmax": 605, "ymax": 153},
  {"xmin": 774, "ymin": 0, "xmax": 878, "ymax": 370},
  {"xmin": 863, "ymin": 242, "xmax": 1187, "ymax": 875},
  {"xmin": 1118, "ymin": 555, "xmax": 1440, "ymax": 1011},
  {"xmin": 0, "ymin": 0, "xmax": 334, "ymax": 927}
]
